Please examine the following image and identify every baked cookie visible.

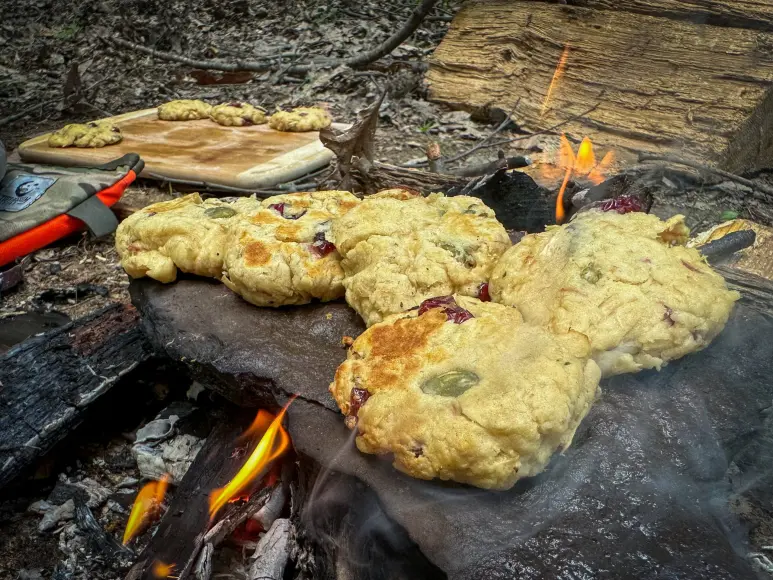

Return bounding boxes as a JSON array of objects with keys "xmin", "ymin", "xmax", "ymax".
[
  {"xmin": 221, "ymin": 191, "xmax": 360, "ymax": 307},
  {"xmin": 330, "ymin": 191, "xmax": 511, "ymax": 326},
  {"xmin": 330, "ymin": 295, "xmax": 601, "ymax": 490},
  {"xmin": 489, "ymin": 210, "xmax": 740, "ymax": 377},
  {"xmin": 116, "ymin": 193, "xmax": 260, "ymax": 283},
  {"xmin": 268, "ymin": 106, "xmax": 331, "ymax": 132},
  {"xmin": 210, "ymin": 102, "xmax": 267, "ymax": 126},
  {"xmin": 48, "ymin": 122, "xmax": 122, "ymax": 148},
  {"xmin": 157, "ymin": 99, "xmax": 212, "ymax": 121}
]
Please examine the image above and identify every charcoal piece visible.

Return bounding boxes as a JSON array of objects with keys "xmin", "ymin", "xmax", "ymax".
[
  {"xmin": 447, "ymin": 170, "xmax": 554, "ymax": 232},
  {"xmin": 132, "ymin": 276, "xmax": 773, "ymax": 579},
  {"xmin": 74, "ymin": 503, "xmax": 133, "ymax": 560},
  {"xmin": 700, "ymin": 230, "xmax": 757, "ymax": 263},
  {"xmin": 47, "ymin": 482, "xmax": 90, "ymax": 507}
]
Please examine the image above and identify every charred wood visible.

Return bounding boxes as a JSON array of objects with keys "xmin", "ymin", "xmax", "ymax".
[
  {"xmin": 0, "ymin": 304, "xmax": 152, "ymax": 491},
  {"xmin": 248, "ymin": 519, "xmax": 291, "ymax": 580},
  {"xmin": 124, "ymin": 406, "xmax": 272, "ymax": 580}
]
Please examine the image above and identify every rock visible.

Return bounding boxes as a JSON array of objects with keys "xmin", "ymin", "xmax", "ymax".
[
  {"xmin": 39, "ymin": 499, "xmax": 75, "ymax": 532},
  {"xmin": 289, "ymin": 306, "xmax": 772, "ymax": 580},
  {"xmin": 132, "ymin": 276, "xmax": 772, "ymax": 579},
  {"xmin": 130, "ymin": 278, "xmax": 365, "ymax": 410}
]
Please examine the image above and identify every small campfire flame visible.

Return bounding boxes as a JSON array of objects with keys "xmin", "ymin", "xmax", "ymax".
[
  {"xmin": 541, "ymin": 45, "xmax": 570, "ymax": 119},
  {"xmin": 151, "ymin": 561, "xmax": 176, "ymax": 578},
  {"xmin": 554, "ymin": 134, "xmax": 615, "ymax": 223},
  {"xmin": 122, "ymin": 474, "xmax": 170, "ymax": 545},
  {"xmin": 208, "ymin": 398, "xmax": 294, "ymax": 521}
]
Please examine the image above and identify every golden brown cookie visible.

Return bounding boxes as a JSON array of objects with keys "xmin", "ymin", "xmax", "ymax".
[
  {"xmin": 330, "ymin": 295, "xmax": 601, "ymax": 490},
  {"xmin": 48, "ymin": 122, "xmax": 122, "ymax": 148},
  {"xmin": 221, "ymin": 191, "xmax": 360, "ymax": 307},
  {"xmin": 116, "ymin": 193, "xmax": 260, "ymax": 283},
  {"xmin": 210, "ymin": 102, "xmax": 267, "ymax": 126},
  {"xmin": 268, "ymin": 107, "xmax": 331, "ymax": 132},
  {"xmin": 157, "ymin": 99, "xmax": 212, "ymax": 121},
  {"xmin": 330, "ymin": 192, "xmax": 511, "ymax": 326},
  {"xmin": 489, "ymin": 210, "xmax": 740, "ymax": 376}
]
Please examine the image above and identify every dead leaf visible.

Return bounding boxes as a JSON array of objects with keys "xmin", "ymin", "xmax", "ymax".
[
  {"xmin": 190, "ymin": 69, "xmax": 254, "ymax": 85},
  {"xmin": 63, "ymin": 61, "xmax": 82, "ymax": 107},
  {"xmin": 319, "ymin": 91, "xmax": 385, "ymax": 190}
]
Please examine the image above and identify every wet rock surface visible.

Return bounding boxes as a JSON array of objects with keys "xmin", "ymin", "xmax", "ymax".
[{"xmin": 132, "ymin": 277, "xmax": 772, "ymax": 579}]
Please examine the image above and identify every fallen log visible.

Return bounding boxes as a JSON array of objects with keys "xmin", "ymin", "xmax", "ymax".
[
  {"xmin": 426, "ymin": 0, "xmax": 773, "ymax": 173},
  {"xmin": 0, "ymin": 303, "xmax": 153, "ymax": 490}
]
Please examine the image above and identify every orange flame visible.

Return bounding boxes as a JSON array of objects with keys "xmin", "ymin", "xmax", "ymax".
[
  {"xmin": 238, "ymin": 409, "xmax": 274, "ymax": 443},
  {"xmin": 553, "ymin": 134, "xmax": 615, "ymax": 224},
  {"xmin": 151, "ymin": 561, "xmax": 176, "ymax": 578},
  {"xmin": 208, "ymin": 398, "xmax": 294, "ymax": 521},
  {"xmin": 541, "ymin": 45, "xmax": 570, "ymax": 118},
  {"xmin": 122, "ymin": 474, "xmax": 170, "ymax": 545}
]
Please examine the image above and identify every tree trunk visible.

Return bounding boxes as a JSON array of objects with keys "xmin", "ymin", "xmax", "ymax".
[{"xmin": 426, "ymin": 0, "xmax": 773, "ymax": 173}]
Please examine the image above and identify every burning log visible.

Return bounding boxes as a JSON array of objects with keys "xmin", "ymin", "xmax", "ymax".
[
  {"xmin": 124, "ymin": 405, "xmax": 291, "ymax": 580},
  {"xmin": 0, "ymin": 304, "xmax": 153, "ymax": 490},
  {"xmin": 427, "ymin": 0, "xmax": 773, "ymax": 173}
]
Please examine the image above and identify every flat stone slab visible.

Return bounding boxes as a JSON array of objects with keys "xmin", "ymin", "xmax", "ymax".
[
  {"xmin": 130, "ymin": 277, "xmax": 364, "ymax": 409},
  {"xmin": 131, "ymin": 277, "xmax": 772, "ymax": 579}
]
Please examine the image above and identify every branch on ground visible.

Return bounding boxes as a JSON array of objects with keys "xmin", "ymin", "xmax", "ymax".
[{"xmin": 111, "ymin": 0, "xmax": 441, "ymax": 74}]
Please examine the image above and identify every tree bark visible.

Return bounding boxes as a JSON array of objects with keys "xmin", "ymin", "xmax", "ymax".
[{"xmin": 426, "ymin": 0, "xmax": 773, "ymax": 173}]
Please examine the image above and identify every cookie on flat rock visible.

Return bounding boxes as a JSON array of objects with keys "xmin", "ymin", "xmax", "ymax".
[
  {"xmin": 116, "ymin": 193, "xmax": 260, "ymax": 283},
  {"xmin": 157, "ymin": 99, "xmax": 212, "ymax": 121},
  {"xmin": 330, "ymin": 295, "xmax": 601, "ymax": 490},
  {"xmin": 221, "ymin": 191, "xmax": 360, "ymax": 307},
  {"xmin": 48, "ymin": 122, "xmax": 122, "ymax": 148},
  {"xmin": 210, "ymin": 102, "xmax": 267, "ymax": 126},
  {"xmin": 489, "ymin": 210, "xmax": 741, "ymax": 377},
  {"xmin": 268, "ymin": 106, "xmax": 331, "ymax": 132},
  {"xmin": 330, "ymin": 191, "xmax": 511, "ymax": 326}
]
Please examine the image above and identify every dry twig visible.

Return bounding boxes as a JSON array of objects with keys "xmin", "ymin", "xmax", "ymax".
[
  {"xmin": 112, "ymin": 0, "xmax": 440, "ymax": 75},
  {"xmin": 638, "ymin": 153, "xmax": 773, "ymax": 200}
]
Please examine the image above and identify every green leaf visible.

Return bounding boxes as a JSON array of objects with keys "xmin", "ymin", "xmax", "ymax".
[{"xmin": 720, "ymin": 210, "xmax": 739, "ymax": 221}]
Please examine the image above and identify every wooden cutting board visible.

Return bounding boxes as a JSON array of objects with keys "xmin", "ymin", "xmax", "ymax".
[{"xmin": 17, "ymin": 108, "xmax": 345, "ymax": 190}]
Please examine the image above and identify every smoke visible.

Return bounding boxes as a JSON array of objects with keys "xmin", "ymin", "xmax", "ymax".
[{"xmin": 300, "ymin": 428, "xmax": 446, "ymax": 580}]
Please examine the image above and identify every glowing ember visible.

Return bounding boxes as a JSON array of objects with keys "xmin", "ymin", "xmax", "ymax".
[
  {"xmin": 122, "ymin": 474, "xmax": 169, "ymax": 545},
  {"xmin": 151, "ymin": 561, "xmax": 176, "ymax": 578},
  {"xmin": 553, "ymin": 134, "xmax": 615, "ymax": 224},
  {"xmin": 541, "ymin": 45, "xmax": 570, "ymax": 119},
  {"xmin": 208, "ymin": 398, "xmax": 295, "ymax": 521}
]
